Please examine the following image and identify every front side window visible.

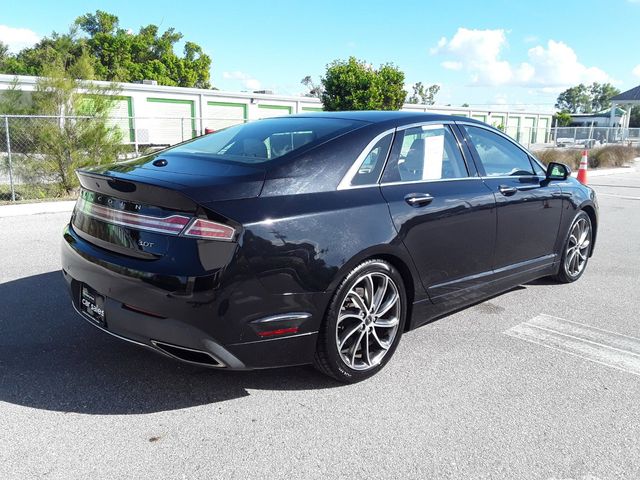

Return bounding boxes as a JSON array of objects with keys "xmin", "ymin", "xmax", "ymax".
[
  {"xmin": 382, "ymin": 125, "xmax": 469, "ymax": 183},
  {"xmin": 463, "ymin": 125, "xmax": 535, "ymax": 177},
  {"xmin": 167, "ymin": 117, "xmax": 365, "ymax": 164}
]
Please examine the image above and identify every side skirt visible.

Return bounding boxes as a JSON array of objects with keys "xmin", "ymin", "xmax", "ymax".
[{"xmin": 407, "ymin": 255, "xmax": 558, "ymax": 330}]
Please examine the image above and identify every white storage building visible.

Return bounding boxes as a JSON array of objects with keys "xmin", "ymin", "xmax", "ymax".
[{"xmin": 0, "ymin": 74, "xmax": 553, "ymax": 147}]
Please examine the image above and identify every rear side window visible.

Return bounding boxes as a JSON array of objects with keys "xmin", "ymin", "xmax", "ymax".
[
  {"xmin": 382, "ymin": 125, "xmax": 469, "ymax": 183},
  {"xmin": 350, "ymin": 133, "xmax": 393, "ymax": 186},
  {"xmin": 463, "ymin": 125, "xmax": 535, "ymax": 177},
  {"xmin": 167, "ymin": 117, "xmax": 365, "ymax": 164}
]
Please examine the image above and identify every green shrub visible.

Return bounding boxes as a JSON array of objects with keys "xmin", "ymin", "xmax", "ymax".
[
  {"xmin": 533, "ymin": 145, "xmax": 638, "ymax": 170},
  {"xmin": 533, "ymin": 149, "xmax": 582, "ymax": 170},
  {"xmin": 0, "ymin": 183, "xmax": 71, "ymax": 203},
  {"xmin": 589, "ymin": 145, "xmax": 637, "ymax": 168}
]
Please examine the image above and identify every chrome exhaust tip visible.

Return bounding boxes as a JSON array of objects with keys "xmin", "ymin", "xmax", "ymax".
[{"xmin": 151, "ymin": 340, "xmax": 225, "ymax": 368}]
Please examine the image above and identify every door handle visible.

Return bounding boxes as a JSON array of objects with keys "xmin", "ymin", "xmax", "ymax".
[
  {"xmin": 404, "ymin": 193, "xmax": 434, "ymax": 207},
  {"xmin": 498, "ymin": 185, "xmax": 518, "ymax": 196}
]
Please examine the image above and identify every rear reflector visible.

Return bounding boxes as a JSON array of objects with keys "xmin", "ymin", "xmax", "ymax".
[
  {"xmin": 76, "ymin": 196, "xmax": 190, "ymax": 235},
  {"xmin": 257, "ymin": 327, "xmax": 300, "ymax": 337},
  {"xmin": 183, "ymin": 218, "xmax": 235, "ymax": 240}
]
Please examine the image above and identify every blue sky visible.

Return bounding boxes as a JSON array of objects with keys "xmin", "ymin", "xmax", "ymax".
[{"xmin": 3, "ymin": 0, "xmax": 640, "ymax": 112}]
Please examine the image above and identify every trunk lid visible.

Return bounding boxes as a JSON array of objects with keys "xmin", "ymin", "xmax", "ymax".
[
  {"xmin": 85, "ymin": 152, "xmax": 266, "ymax": 203},
  {"xmin": 72, "ymin": 153, "xmax": 256, "ymax": 259}
]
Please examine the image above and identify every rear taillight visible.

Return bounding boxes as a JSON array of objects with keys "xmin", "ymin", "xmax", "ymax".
[
  {"xmin": 183, "ymin": 218, "xmax": 236, "ymax": 241},
  {"xmin": 76, "ymin": 196, "xmax": 190, "ymax": 235},
  {"xmin": 75, "ymin": 193, "xmax": 236, "ymax": 241}
]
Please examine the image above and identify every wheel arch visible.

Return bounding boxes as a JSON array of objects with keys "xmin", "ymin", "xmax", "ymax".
[
  {"xmin": 325, "ymin": 246, "xmax": 423, "ymax": 333},
  {"xmin": 580, "ymin": 203, "xmax": 598, "ymax": 256}
]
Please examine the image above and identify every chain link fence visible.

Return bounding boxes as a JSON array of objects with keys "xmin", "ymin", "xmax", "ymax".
[
  {"xmin": 0, "ymin": 115, "xmax": 247, "ymax": 201},
  {"xmin": 548, "ymin": 127, "xmax": 640, "ymax": 149},
  {"xmin": 2, "ymin": 114, "xmax": 639, "ymax": 201}
]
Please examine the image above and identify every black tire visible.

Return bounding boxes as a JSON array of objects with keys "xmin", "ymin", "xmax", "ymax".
[
  {"xmin": 552, "ymin": 211, "xmax": 593, "ymax": 283},
  {"xmin": 314, "ymin": 259, "xmax": 407, "ymax": 383}
]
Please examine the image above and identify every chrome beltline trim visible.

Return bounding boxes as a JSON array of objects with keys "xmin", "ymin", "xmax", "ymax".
[
  {"xmin": 230, "ymin": 331, "xmax": 318, "ymax": 346},
  {"xmin": 337, "ymin": 128, "xmax": 396, "ymax": 190},
  {"xmin": 251, "ymin": 312, "xmax": 312, "ymax": 324}
]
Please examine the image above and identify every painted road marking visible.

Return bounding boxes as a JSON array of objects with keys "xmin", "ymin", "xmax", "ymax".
[
  {"xmin": 505, "ymin": 314, "xmax": 640, "ymax": 377},
  {"xmin": 596, "ymin": 192, "xmax": 640, "ymax": 201}
]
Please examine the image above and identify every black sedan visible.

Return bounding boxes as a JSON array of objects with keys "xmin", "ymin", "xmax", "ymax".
[{"xmin": 61, "ymin": 111, "xmax": 598, "ymax": 382}]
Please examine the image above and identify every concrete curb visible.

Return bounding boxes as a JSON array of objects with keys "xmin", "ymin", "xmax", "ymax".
[
  {"xmin": 0, "ymin": 200, "xmax": 76, "ymax": 218},
  {"xmin": 571, "ymin": 165, "xmax": 636, "ymax": 178}
]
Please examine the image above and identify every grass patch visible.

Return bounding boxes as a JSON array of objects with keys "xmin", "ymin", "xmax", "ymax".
[{"xmin": 0, "ymin": 183, "xmax": 76, "ymax": 204}]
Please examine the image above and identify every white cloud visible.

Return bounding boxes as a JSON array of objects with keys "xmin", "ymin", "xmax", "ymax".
[
  {"xmin": 222, "ymin": 71, "xmax": 262, "ymax": 90},
  {"xmin": 633, "ymin": 65, "xmax": 640, "ymax": 78},
  {"xmin": 432, "ymin": 28, "xmax": 612, "ymax": 88},
  {"xmin": 0, "ymin": 25, "xmax": 40, "ymax": 53},
  {"xmin": 441, "ymin": 61, "xmax": 463, "ymax": 71},
  {"xmin": 524, "ymin": 40, "xmax": 610, "ymax": 86}
]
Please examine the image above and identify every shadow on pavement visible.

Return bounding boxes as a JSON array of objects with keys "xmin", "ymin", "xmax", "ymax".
[{"xmin": 0, "ymin": 271, "xmax": 340, "ymax": 415}]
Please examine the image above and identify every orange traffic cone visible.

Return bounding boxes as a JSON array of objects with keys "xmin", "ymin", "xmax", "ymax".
[{"xmin": 577, "ymin": 150, "xmax": 588, "ymax": 185}]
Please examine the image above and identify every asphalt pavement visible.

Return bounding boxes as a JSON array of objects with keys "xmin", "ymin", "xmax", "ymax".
[{"xmin": 1, "ymin": 172, "xmax": 639, "ymax": 479}]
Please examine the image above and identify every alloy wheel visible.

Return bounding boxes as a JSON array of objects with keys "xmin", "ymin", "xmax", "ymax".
[
  {"xmin": 565, "ymin": 217, "xmax": 591, "ymax": 277},
  {"xmin": 335, "ymin": 272, "xmax": 401, "ymax": 371}
]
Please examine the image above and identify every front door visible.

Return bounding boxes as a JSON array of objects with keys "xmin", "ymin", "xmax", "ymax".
[
  {"xmin": 460, "ymin": 124, "xmax": 564, "ymax": 271},
  {"xmin": 379, "ymin": 123, "xmax": 497, "ymax": 302}
]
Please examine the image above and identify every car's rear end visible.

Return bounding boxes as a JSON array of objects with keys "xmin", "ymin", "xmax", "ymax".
[
  {"xmin": 63, "ymin": 162, "xmax": 252, "ymax": 367},
  {"xmin": 62, "ymin": 116, "xmax": 366, "ymax": 369}
]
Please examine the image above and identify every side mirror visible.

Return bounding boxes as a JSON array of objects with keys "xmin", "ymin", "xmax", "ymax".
[{"xmin": 546, "ymin": 162, "xmax": 571, "ymax": 180}]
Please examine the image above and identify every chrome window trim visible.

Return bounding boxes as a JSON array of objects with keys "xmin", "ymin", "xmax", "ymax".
[
  {"xmin": 396, "ymin": 120, "xmax": 456, "ymax": 131},
  {"xmin": 479, "ymin": 174, "xmax": 545, "ymax": 180},
  {"xmin": 337, "ymin": 120, "xmax": 548, "ymax": 191},
  {"xmin": 382, "ymin": 121, "xmax": 473, "ymax": 185},
  {"xmin": 380, "ymin": 177, "xmax": 480, "ymax": 187},
  {"xmin": 336, "ymin": 129, "xmax": 396, "ymax": 190},
  {"xmin": 455, "ymin": 120, "xmax": 547, "ymax": 175}
]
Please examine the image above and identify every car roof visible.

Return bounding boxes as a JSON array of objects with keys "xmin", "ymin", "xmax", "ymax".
[{"xmin": 285, "ymin": 110, "xmax": 487, "ymax": 127}]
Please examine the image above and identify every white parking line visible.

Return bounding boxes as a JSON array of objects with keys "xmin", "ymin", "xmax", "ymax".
[
  {"xmin": 596, "ymin": 192, "xmax": 640, "ymax": 201},
  {"xmin": 505, "ymin": 314, "xmax": 640, "ymax": 377}
]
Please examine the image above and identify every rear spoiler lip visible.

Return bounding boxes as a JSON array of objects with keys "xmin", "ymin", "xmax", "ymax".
[{"xmin": 75, "ymin": 170, "xmax": 198, "ymax": 212}]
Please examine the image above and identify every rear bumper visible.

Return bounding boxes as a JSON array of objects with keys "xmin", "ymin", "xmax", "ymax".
[{"xmin": 61, "ymin": 224, "xmax": 324, "ymax": 370}]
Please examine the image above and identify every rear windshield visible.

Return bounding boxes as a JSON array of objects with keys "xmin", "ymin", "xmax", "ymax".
[{"xmin": 166, "ymin": 117, "xmax": 365, "ymax": 164}]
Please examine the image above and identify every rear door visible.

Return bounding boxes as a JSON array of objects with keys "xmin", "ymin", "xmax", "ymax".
[
  {"xmin": 459, "ymin": 124, "xmax": 563, "ymax": 271},
  {"xmin": 379, "ymin": 123, "xmax": 497, "ymax": 302}
]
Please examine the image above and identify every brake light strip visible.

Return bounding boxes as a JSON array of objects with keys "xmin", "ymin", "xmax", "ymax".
[{"xmin": 75, "ymin": 197, "xmax": 190, "ymax": 235}]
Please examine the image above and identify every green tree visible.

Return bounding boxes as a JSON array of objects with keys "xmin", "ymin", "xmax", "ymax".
[
  {"xmin": 18, "ymin": 51, "xmax": 124, "ymax": 194},
  {"xmin": 300, "ymin": 75, "xmax": 323, "ymax": 99},
  {"xmin": 0, "ymin": 77, "xmax": 30, "ymax": 114},
  {"xmin": 555, "ymin": 82, "xmax": 620, "ymax": 114},
  {"xmin": 589, "ymin": 82, "xmax": 620, "ymax": 112},
  {"xmin": 555, "ymin": 84, "xmax": 591, "ymax": 113},
  {"xmin": 321, "ymin": 57, "xmax": 406, "ymax": 111},
  {"xmin": 0, "ymin": 10, "xmax": 212, "ymax": 89},
  {"xmin": 630, "ymin": 106, "xmax": 640, "ymax": 128},
  {"xmin": 407, "ymin": 82, "xmax": 440, "ymax": 105},
  {"xmin": 75, "ymin": 12, "xmax": 212, "ymax": 88},
  {"xmin": 553, "ymin": 111, "xmax": 573, "ymax": 127}
]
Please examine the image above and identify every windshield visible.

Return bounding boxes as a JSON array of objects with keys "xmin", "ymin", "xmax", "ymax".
[{"xmin": 166, "ymin": 117, "xmax": 365, "ymax": 164}]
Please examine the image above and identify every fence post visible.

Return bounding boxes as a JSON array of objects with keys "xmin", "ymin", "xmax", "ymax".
[
  {"xmin": 132, "ymin": 116, "xmax": 139, "ymax": 156},
  {"xmin": 4, "ymin": 116, "xmax": 15, "ymax": 202}
]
